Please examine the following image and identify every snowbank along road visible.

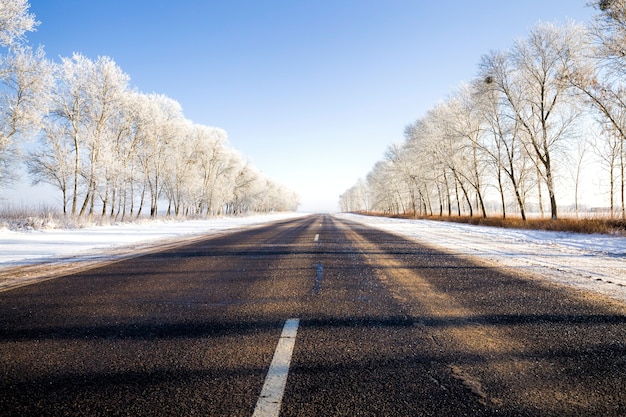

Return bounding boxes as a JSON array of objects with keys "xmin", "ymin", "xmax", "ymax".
[{"xmin": 1, "ymin": 214, "xmax": 626, "ymax": 416}]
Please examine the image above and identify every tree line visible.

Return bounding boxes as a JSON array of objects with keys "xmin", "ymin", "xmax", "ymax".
[
  {"xmin": 340, "ymin": 1, "xmax": 626, "ymax": 220},
  {"xmin": 0, "ymin": 1, "xmax": 299, "ymax": 218}
]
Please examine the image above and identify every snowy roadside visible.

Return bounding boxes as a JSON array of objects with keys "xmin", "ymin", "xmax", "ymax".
[
  {"xmin": 0, "ymin": 212, "xmax": 308, "ymax": 291},
  {"xmin": 336, "ymin": 213, "xmax": 626, "ymax": 304}
]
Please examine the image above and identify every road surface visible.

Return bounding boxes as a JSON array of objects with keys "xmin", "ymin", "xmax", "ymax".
[{"xmin": 1, "ymin": 214, "xmax": 625, "ymax": 416}]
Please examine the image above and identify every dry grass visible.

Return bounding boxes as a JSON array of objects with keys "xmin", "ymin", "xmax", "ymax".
[
  {"xmin": 360, "ymin": 212, "xmax": 626, "ymax": 236},
  {"xmin": 0, "ymin": 203, "xmax": 147, "ymax": 231},
  {"xmin": 0, "ymin": 203, "xmax": 61, "ymax": 230},
  {"xmin": 0, "ymin": 203, "xmax": 230, "ymax": 231}
]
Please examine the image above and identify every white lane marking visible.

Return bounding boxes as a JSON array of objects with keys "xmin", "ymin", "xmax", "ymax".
[
  {"xmin": 253, "ymin": 318, "xmax": 300, "ymax": 417},
  {"xmin": 314, "ymin": 234, "xmax": 319, "ymax": 242}
]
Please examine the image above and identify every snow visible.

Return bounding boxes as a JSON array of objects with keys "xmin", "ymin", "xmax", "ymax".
[
  {"xmin": 337, "ymin": 213, "xmax": 626, "ymax": 303},
  {"xmin": 1, "ymin": 212, "xmax": 625, "ymax": 304}
]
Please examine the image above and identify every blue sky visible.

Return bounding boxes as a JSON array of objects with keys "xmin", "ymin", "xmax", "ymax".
[{"xmin": 18, "ymin": 0, "xmax": 595, "ymax": 212}]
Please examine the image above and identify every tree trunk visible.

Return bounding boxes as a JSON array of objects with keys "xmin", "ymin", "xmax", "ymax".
[
  {"xmin": 544, "ymin": 154, "xmax": 558, "ymax": 220},
  {"xmin": 71, "ymin": 137, "xmax": 79, "ymax": 216},
  {"xmin": 619, "ymin": 139, "xmax": 626, "ymax": 220},
  {"xmin": 78, "ymin": 190, "xmax": 90, "ymax": 217}
]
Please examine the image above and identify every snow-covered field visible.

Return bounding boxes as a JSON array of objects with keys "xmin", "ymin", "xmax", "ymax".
[
  {"xmin": 1, "ymin": 212, "xmax": 626, "ymax": 304},
  {"xmin": 338, "ymin": 213, "xmax": 626, "ymax": 303}
]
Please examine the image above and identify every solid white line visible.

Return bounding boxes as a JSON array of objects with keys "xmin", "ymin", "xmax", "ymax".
[
  {"xmin": 314, "ymin": 234, "xmax": 319, "ymax": 242},
  {"xmin": 252, "ymin": 318, "xmax": 300, "ymax": 417}
]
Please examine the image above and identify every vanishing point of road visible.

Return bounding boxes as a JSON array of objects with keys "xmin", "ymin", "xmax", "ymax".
[{"xmin": 1, "ymin": 214, "xmax": 626, "ymax": 416}]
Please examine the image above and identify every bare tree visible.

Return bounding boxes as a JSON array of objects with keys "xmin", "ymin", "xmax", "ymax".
[
  {"xmin": 478, "ymin": 53, "xmax": 534, "ymax": 220},
  {"xmin": 567, "ymin": 1, "xmax": 626, "ymax": 218},
  {"xmin": 497, "ymin": 22, "xmax": 587, "ymax": 219},
  {"xmin": 589, "ymin": 0, "xmax": 626, "ymax": 74}
]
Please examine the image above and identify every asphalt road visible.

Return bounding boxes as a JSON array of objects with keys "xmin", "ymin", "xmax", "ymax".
[{"xmin": 1, "ymin": 214, "xmax": 626, "ymax": 416}]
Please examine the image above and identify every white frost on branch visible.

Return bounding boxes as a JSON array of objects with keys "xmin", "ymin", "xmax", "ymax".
[{"xmin": 0, "ymin": 0, "xmax": 37, "ymax": 48}]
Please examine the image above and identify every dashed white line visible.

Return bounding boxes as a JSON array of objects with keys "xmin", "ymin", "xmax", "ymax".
[
  {"xmin": 252, "ymin": 318, "xmax": 300, "ymax": 417},
  {"xmin": 314, "ymin": 234, "xmax": 319, "ymax": 242}
]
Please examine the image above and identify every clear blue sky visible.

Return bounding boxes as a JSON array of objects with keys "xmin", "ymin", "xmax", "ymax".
[{"xmin": 18, "ymin": 0, "xmax": 595, "ymax": 212}]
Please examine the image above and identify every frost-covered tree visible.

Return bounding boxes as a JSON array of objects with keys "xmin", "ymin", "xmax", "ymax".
[
  {"xmin": 163, "ymin": 119, "xmax": 201, "ymax": 216},
  {"xmin": 101, "ymin": 90, "xmax": 142, "ymax": 219},
  {"xmin": 81, "ymin": 55, "xmax": 130, "ymax": 216},
  {"xmin": 365, "ymin": 160, "xmax": 409, "ymax": 214},
  {"xmin": 404, "ymin": 118, "xmax": 453, "ymax": 216},
  {"xmin": 9, "ymin": 1, "xmax": 297, "ymax": 218},
  {"xmin": 384, "ymin": 143, "xmax": 419, "ymax": 215},
  {"xmin": 255, "ymin": 179, "xmax": 299, "ymax": 213},
  {"xmin": 339, "ymin": 180, "xmax": 370, "ymax": 212},
  {"xmin": 421, "ymin": 102, "xmax": 478, "ymax": 217},
  {"xmin": 45, "ymin": 54, "xmax": 92, "ymax": 215},
  {"xmin": 37, "ymin": 54, "xmax": 129, "ymax": 216},
  {"xmin": 347, "ymin": 178, "xmax": 371, "ymax": 212},
  {"xmin": 227, "ymin": 161, "xmax": 261, "ymax": 215},
  {"xmin": 0, "ymin": 46, "xmax": 51, "ymax": 186},
  {"xmin": 133, "ymin": 93, "xmax": 184, "ymax": 218},
  {"xmin": 190, "ymin": 124, "xmax": 233, "ymax": 215},
  {"xmin": 0, "ymin": 0, "xmax": 50, "ymax": 188}
]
